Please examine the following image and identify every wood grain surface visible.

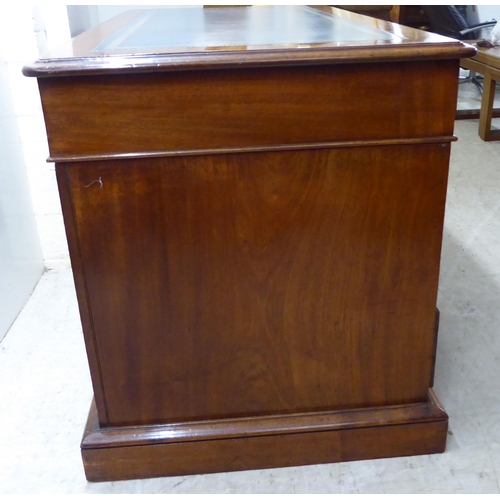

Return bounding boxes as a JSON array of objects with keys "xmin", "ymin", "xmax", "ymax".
[
  {"xmin": 60, "ymin": 143, "xmax": 450, "ymax": 427},
  {"xmin": 467, "ymin": 44, "xmax": 500, "ymax": 70},
  {"xmin": 83, "ymin": 421, "xmax": 448, "ymax": 481},
  {"xmin": 30, "ymin": 3, "xmax": 466, "ymax": 481},
  {"xmin": 38, "ymin": 60, "xmax": 459, "ymax": 159},
  {"xmin": 81, "ymin": 391, "xmax": 448, "ymax": 481}
]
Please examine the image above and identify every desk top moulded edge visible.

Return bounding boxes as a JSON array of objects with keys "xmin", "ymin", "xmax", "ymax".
[{"xmin": 23, "ymin": 6, "xmax": 476, "ymax": 78}]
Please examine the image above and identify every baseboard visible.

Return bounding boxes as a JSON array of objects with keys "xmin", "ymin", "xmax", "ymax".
[{"xmin": 81, "ymin": 389, "xmax": 448, "ymax": 482}]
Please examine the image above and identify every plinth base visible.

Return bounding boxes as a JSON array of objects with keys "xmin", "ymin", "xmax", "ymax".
[{"xmin": 81, "ymin": 389, "xmax": 448, "ymax": 482}]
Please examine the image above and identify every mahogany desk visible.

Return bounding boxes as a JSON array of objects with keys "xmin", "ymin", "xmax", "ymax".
[{"xmin": 24, "ymin": 6, "xmax": 475, "ymax": 482}]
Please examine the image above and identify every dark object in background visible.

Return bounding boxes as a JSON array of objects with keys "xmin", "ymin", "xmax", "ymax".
[
  {"xmin": 477, "ymin": 39, "xmax": 495, "ymax": 48},
  {"xmin": 423, "ymin": 5, "xmax": 496, "ymax": 40}
]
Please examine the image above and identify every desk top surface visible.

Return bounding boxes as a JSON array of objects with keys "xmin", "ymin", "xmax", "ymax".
[
  {"xmin": 93, "ymin": 7, "xmax": 396, "ymax": 52},
  {"xmin": 24, "ymin": 6, "xmax": 475, "ymax": 77}
]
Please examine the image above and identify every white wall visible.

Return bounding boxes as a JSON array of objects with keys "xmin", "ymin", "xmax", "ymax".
[
  {"xmin": 67, "ymin": 5, "xmax": 100, "ymax": 38},
  {"xmin": 8, "ymin": 5, "xmax": 73, "ymax": 272},
  {"xmin": 475, "ymin": 5, "xmax": 500, "ymax": 23},
  {"xmin": 66, "ymin": 5, "xmax": 200, "ymax": 36},
  {"xmin": 465, "ymin": 5, "xmax": 499, "ymax": 38},
  {"xmin": 96, "ymin": 5, "xmax": 199, "ymax": 24},
  {"xmin": 0, "ymin": 4, "xmax": 76, "ymax": 339},
  {"xmin": 0, "ymin": 6, "xmax": 45, "ymax": 340}
]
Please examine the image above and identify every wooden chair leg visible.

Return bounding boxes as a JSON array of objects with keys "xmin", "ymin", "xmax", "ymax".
[{"xmin": 479, "ymin": 70, "xmax": 497, "ymax": 141}]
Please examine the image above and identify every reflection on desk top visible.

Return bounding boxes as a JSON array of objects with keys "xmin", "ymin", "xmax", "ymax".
[
  {"xmin": 23, "ymin": 5, "xmax": 476, "ymax": 78},
  {"xmin": 92, "ymin": 7, "xmax": 397, "ymax": 52}
]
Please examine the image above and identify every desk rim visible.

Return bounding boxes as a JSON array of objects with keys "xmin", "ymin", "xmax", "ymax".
[
  {"xmin": 24, "ymin": 43, "xmax": 476, "ymax": 78},
  {"xmin": 23, "ymin": 6, "xmax": 475, "ymax": 78}
]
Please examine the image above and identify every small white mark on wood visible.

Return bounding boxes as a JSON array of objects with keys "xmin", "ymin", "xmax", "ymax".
[{"xmin": 84, "ymin": 177, "xmax": 103, "ymax": 189}]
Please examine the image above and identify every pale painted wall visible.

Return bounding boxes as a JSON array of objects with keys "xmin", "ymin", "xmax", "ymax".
[
  {"xmin": 67, "ymin": 5, "xmax": 199, "ymax": 37},
  {"xmin": 0, "ymin": 7, "xmax": 44, "ymax": 340},
  {"xmin": 0, "ymin": 4, "xmax": 75, "ymax": 340},
  {"xmin": 96, "ymin": 4, "xmax": 199, "ymax": 23},
  {"xmin": 475, "ymin": 5, "xmax": 500, "ymax": 23}
]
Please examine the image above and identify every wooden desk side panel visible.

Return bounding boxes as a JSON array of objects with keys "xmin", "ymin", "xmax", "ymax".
[
  {"xmin": 61, "ymin": 143, "xmax": 450, "ymax": 427},
  {"xmin": 38, "ymin": 60, "xmax": 459, "ymax": 159}
]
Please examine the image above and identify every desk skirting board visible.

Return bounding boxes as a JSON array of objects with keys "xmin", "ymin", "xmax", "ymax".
[{"xmin": 81, "ymin": 390, "xmax": 448, "ymax": 482}]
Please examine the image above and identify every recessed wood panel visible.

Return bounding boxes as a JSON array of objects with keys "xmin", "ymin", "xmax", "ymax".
[
  {"xmin": 40, "ymin": 60, "xmax": 458, "ymax": 159},
  {"xmin": 62, "ymin": 143, "xmax": 450, "ymax": 427}
]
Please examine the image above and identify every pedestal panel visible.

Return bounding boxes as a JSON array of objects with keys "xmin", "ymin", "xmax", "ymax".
[{"xmin": 58, "ymin": 143, "xmax": 450, "ymax": 428}]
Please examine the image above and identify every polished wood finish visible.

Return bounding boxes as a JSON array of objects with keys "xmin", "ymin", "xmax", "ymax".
[
  {"xmin": 81, "ymin": 389, "xmax": 448, "ymax": 449},
  {"xmin": 479, "ymin": 67, "xmax": 500, "ymax": 141},
  {"xmin": 456, "ymin": 108, "xmax": 500, "ymax": 120},
  {"xmin": 39, "ymin": 60, "xmax": 459, "ymax": 160},
  {"xmin": 23, "ymin": 6, "xmax": 474, "ymax": 78},
  {"xmin": 57, "ymin": 143, "xmax": 449, "ymax": 427},
  {"xmin": 84, "ymin": 421, "xmax": 448, "ymax": 482},
  {"xmin": 82, "ymin": 390, "xmax": 448, "ymax": 482},
  {"xmin": 25, "ymin": 6, "xmax": 471, "ymax": 481},
  {"xmin": 470, "ymin": 45, "xmax": 500, "ymax": 69},
  {"xmin": 460, "ymin": 45, "xmax": 500, "ymax": 141}
]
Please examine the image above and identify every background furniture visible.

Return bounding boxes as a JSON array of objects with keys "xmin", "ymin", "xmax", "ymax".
[
  {"xmin": 398, "ymin": 5, "xmax": 431, "ymax": 31},
  {"xmin": 421, "ymin": 6, "xmax": 499, "ymax": 130},
  {"xmin": 423, "ymin": 6, "xmax": 497, "ymax": 94},
  {"xmin": 423, "ymin": 5, "xmax": 496, "ymax": 40},
  {"xmin": 422, "ymin": 5, "xmax": 496, "ymax": 40},
  {"xmin": 24, "ymin": 6, "xmax": 474, "ymax": 482},
  {"xmin": 459, "ymin": 45, "xmax": 500, "ymax": 141},
  {"xmin": 422, "ymin": 5, "xmax": 496, "ymax": 92}
]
